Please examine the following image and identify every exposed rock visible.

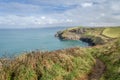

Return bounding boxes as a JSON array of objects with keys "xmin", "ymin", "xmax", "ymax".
[
  {"xmin": 55, "ymin": 31, "xmax": 63, "ymax": 37},
  {"xmin": 55, "ymin": 29, "xmax": 83, "ymax": 40},
  {"xmin": 69, "ymin": 28, "xmax": 86, "ymax": 34}
]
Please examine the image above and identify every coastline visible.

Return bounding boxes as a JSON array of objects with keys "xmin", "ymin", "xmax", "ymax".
[{"xmin": 0, "ymin": 26, "xmax": 120, "ymax": 80}]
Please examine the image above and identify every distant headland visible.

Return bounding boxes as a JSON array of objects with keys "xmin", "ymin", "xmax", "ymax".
[{"xmin": 55, "ymin": 26, "xmax": 120, "ymax": 46}]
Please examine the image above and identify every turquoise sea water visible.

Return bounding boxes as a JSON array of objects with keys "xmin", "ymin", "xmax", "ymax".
[{"xmin": 0, "ymin": 27, "xmax": 88, "ymax": 57}]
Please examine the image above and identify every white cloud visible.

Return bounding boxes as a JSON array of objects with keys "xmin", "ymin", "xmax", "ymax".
[
  {"xmin": 101, "ymin": 13, "xmax": 105, "ymax": 17},
  {"xmin": 0, "ymin": 0, "xmax": 120, "ymax": 28},
  {"xmin": 66, "ymin": 19, "xmax": 73, "ymax": 22},
  {"xmin": 81, "ymin": 2, "xmax": 93, "ymax": 8},
  {"xmin": 41, "ymin": 16, "xmax": 46, "ymax": 19},
  {"xmin": 0, "ymin": 2, "xmax": 41, "ymax": 14},
  {"xmin": 111, "ymin": 5, "xmax": 120, "ymax": 11},
  {"xmin": 0, "ymin": 15, "xmax": 74, "ymax": 28}
]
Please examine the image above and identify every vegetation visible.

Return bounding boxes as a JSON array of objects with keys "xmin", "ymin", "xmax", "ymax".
[
  {"xmin": 0, "ymin": 48, "xmax": 95, "ymax": 80},
  {"xmin": 80, "ymin": 35, "xmax": 104, "ymax": 46},
  {"xmin": 102, "ymin": 27, "xmax": 120, "ymax": 38},
  {"xmin": 87, "ymin": 39, "xmax": 120, "ymax": 80},
  {"xmin": 0, "ymin": 27, "xmax": 120, "ymax": 80}
]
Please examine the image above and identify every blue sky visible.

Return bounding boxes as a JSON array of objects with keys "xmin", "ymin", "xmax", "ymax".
[{"xmin": 0, "ymin": 0, "xmax": 120, "ymax": 28}]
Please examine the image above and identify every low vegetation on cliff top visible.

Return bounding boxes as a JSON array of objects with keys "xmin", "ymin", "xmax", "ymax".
[
  {"xmin": 0, "ymin": 27, "xmax": 120, "ymax": 80},
  {"xmin": 60, "ymin": 27, "xmax": 120, "ymax": 39},
  {"xmin": 102, "ymin": 27, "xmax": 120, "ymax": 38}
]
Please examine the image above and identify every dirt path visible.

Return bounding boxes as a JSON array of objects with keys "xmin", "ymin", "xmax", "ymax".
[{"xmin": 88, "ymin": 59, "xmax": 106, "ymax": 80}]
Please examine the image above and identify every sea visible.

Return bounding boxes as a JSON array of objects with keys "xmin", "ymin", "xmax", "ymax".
[{"xmin": 0, "ymin": 27, "xmax": 88, "ymax": 57}]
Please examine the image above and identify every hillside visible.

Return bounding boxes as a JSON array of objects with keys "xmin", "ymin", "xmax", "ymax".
[
  {"xmin": 0, "ymin": 27, "xmax": 120, "ymax": 80},
  {"xmin": 102, "ymin": 27, "xmax": 120, "ymax": 38}
]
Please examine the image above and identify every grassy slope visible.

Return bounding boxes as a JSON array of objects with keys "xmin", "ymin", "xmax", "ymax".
[
  {"xmin": 0, "ymin": 27, "xmax": 120, "ymax": 80},
  {"xmin": 102, "ymin": 27, "xmax": 120, "ymax": 38},
  {"xmin": 62, "ymin": 27, "xmax": 120, "ymax": 38},
  {"xmin": 0, "ymin": 48, "xmax": 95, "ymax": 80},
  {"xmin": 86, "ymin": 39, "xmax": 120, "ymax": 80}
]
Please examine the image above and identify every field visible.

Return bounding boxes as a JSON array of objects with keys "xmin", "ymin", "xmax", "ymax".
[{"xmin": 102, "ymin": 27, "xmax": 120, "ymax": 38}]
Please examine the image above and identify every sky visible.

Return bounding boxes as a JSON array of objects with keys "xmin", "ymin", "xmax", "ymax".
[{"xmin": 0, "ymin": 0, "xmax": 120, "ymax": 28}]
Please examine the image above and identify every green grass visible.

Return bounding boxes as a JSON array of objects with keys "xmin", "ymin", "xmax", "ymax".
[
  {"xmin": 102, "ymin": 27, "xmax": 120, "ymax": 38},
  {"xmin": 87, "ymin": 39, "xmax": 120, "ymax": 80},
  {"xmin": 13, "ymin": 65, "xmax": 37, "ymax": 80},
  {"xmin": 0, "ymin": 48, "xmax": 95, "ymax": 80}
]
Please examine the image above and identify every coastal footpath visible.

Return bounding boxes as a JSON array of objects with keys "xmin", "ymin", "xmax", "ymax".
[{"xmin": 0, "ymin": 27, "xmax": 120, "ymax": 80}]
